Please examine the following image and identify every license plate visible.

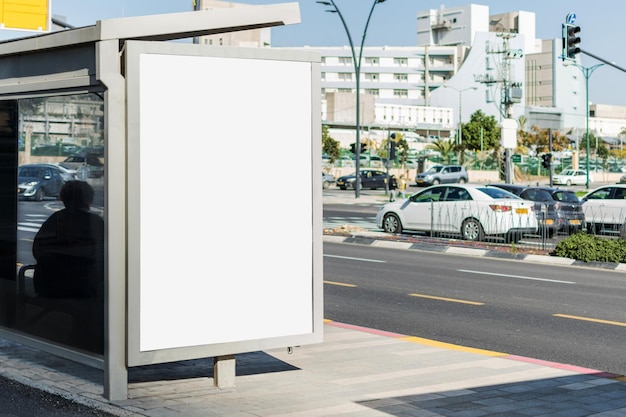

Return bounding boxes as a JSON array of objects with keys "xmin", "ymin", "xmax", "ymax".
[
  {"xmin": 337, "ymin": 181, "xmax": 344, "ymax": 186},
  {"xmin": 544, "ymin": 219, "xmax": 554, "ymax": 225},
  {"xmin": 417, "ymin": 179, "xmax": 423, "ymax": 183},
  {"xmin": 515, "ymin": 208, "xmax": 528, "ymax": 214},
  {"xmin": 569, "ymin": 219, "xmax": 581, "ymax": 225}
]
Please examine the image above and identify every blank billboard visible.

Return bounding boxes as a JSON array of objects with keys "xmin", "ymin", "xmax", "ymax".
[{"xmin": 125, "ymin": 42, "xmax": 321, "ymax": 364}]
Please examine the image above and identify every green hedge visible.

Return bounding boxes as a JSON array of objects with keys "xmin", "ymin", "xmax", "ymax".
[{"xmin": 554, "ymin": 232, "xmax": 626, "ymax": 263}]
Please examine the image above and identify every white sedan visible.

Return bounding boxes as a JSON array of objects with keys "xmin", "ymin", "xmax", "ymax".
[
  {"xmin": 376, "ymin": 184, "xmax": 538, "ymax": 243},
  {"xmin": 581, "ymin": 184, "xmax": 626, "ymax": 234},
  {"xmin": 552, "ymin": 169, "xmax": 592, "ymax": 186}
]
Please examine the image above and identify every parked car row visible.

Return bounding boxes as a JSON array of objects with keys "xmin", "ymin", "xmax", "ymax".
[
  {"xmin": 374, "ymin": 179, "xmax": 626, "ymax": 241},
  {"xmin": 17, "ymin": 155, "xmax": 104, "ymax": 201}
]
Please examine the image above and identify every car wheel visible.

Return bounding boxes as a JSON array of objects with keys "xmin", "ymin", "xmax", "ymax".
[
  {"xmin": 458, "ymin": 178, "xmax": 466, "ymax": 184},
  {"xmin": 432, "ymin": 178, "xmax": 440, "ymax": 185},
  {"xmin": 35, "ymin": 188, "xmax": 44, "ymax": 202},
  {"xmin": 566, "ymin": 179, "xmax": 572, "ymax": 186},
  {"xmin": 382, "ymin": 213, "xmax": 402, "ymax": 234},
  {"xmin": 339, "ymin": 186, "xmax": 347, "ymax": 190},
  {"xmin": 323, "ymin": 181, "xmax": 330, "ymax": 189},
  {"xmin": 461, "ymin": 218, "xmax": 484, "ymax": 241}
]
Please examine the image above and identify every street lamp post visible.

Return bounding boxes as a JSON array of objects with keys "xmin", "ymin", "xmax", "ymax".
[
  {"xmin": 317, "ymin": 0, "xmax": 387, "ymax": 198},
  {"xmin": 443, "ymin": 85, "xmax": 477, "ymax": 153},
  {"xmin": 567, "ymin": 62, "xmax": 603, "ymax": 188}
]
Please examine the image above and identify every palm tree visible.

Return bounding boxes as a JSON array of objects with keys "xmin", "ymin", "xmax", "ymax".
[{"xmin": 426, "ymin": 138, "xmax": 456, "ymax": 164}]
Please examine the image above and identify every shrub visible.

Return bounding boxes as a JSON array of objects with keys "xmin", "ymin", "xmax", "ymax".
[{"xmin": 554, "ymin": 232, "xmax": 626, "ymax": 263}]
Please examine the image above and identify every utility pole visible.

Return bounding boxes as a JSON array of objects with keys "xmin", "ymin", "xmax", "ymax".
[{"xmin": 474, "ymin": 33, "xmax": 523, "ymax": 184}]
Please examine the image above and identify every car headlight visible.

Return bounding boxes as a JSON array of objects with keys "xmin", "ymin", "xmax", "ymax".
[{"xmin": 26, "ymin": 181, "xmax": 39, "ymax": 186}]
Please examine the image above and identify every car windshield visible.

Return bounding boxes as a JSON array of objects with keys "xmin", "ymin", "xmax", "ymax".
[
  {"xmin": 18, "ymin": 167, "xmax": 40, "ymax": 177},
  {"xmin": 478, "ymin": 187, "xmax": 521, "ymax": 199},
  {"xmin": 558, "ymin": 169, "xmax": 575, "ymax": 176},
  {"xmin": 553, "ymin": 191, "xmax": 580, "ymax": 203},
  {"xmin": 425, "ymin": 166, "xmax": 443, "ymax": 173},
  {"xmin": 523, "ymin": 190, "xmax": 554, "ymax": 201}
]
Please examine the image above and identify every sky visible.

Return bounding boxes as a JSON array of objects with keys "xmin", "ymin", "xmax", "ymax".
[{"xmin": 52, "ymin": 0, "xmax": 625, "ymax": 106}]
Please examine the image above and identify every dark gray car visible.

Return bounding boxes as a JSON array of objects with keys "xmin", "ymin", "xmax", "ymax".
[{"xmin": 489, "ymin": 184, "xmax": 563, "ymax": 237}]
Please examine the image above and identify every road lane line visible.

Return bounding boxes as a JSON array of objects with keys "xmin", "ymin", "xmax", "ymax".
[
  {"xmin": 324, "ymin": 280, "xmax": 357, "ymax": 287},
  {"xmin": 458, "ymin": 269, "xmax": 576, "ymax": 284},
  {"xmin": 554, "ymin": 314, "xmax": 626, "ymax": 327},
  {"xmin": 324, "ymin": 254, "xmax": 386, "ymax": 263},
  {"xmin": 409, "ymin": 293, "xmax": 484, "ymax": 305}
]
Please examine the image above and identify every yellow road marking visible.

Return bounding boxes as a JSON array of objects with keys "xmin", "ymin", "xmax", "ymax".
[
  {"xmin": 401, "ymin": 335, "xmax": 506, "ymax": 356},
  {"xmin": 554, "ymin": 314, "xmax": 626, "ymax": 327},
  {"xmin": 324, "ymin": 280, "xmax": 356, "ymax": 287},
  {"xmin": 409, "ymin": 293, "xmax": 484, "ymax": 305}
]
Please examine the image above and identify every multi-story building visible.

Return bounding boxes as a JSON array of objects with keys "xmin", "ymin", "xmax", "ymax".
[{"xmin": 194, "ymin": 2, "xmax": 626, "ymax": 149}]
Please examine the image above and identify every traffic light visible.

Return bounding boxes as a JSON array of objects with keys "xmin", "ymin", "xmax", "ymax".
[
  {"xmin": 389, "ymin": 141, "xmax": 397, "ymax": 160},
  {"xmin": 389, "ymin": 132, "xmax": 397, "ymax": 160},
  {"xmin": 349, "ymin": 143, "xmax": 356, "ymax": 154},
  {"xmin": 541, "ymin": 153, "xmax": 552, "ymax": 169},
  {"xmin": 360, "ymin": 142, "xmax": 367, "ymax": 153},
  {"xmin": 562, "ymin": 23, "xmax": 580, "ymax": 61}
]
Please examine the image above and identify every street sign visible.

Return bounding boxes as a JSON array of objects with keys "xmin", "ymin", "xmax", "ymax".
[
  {"xmin": 511, "ymin": 154, "xmax": 522, "ymax": 163},
  {"xmin": 566, "ymin": 13, "xmax": 576, "ymax": 24}
]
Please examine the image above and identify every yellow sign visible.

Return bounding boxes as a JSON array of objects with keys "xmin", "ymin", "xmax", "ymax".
[{"xmin": 0, "ymin": 0, "xmax": 48, "ymax": 31}]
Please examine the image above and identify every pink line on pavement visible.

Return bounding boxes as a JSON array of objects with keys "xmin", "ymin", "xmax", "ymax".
[{"xmin": 505, "ymin": 355, "xmax": 621, "ymax": 378}]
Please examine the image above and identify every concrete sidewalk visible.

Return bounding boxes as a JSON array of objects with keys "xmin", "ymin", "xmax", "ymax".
[{"xmin": 1, "ymin": 321, "xmax": 626, "ymax": 416}]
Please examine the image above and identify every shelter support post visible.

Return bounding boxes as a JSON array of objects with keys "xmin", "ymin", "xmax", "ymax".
[{"xmin": 214, "ymin": 355, "xmax": 236, "ymax": 388}]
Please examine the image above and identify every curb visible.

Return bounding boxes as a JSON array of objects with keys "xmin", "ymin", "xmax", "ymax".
[{"xmin": 323, "ymin": 233, "xmax": 626, "ymax": 271}]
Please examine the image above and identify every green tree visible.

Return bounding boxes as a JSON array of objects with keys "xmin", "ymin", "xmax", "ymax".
[
  {"xmin": 321, "ymin": 124, "xmax": 340, "ymax": 165},
  {"xmin": 518, "ymin": 126, "xmax": 570, "ymax": 153},
  {"xmin": 460, "ymin": 110, "xmax": 500, "ymax": 153}
]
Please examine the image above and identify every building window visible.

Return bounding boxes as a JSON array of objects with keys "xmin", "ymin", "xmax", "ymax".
[
  {"xmin": 321, "ymin": 72, "xmax": 326, "ymax": 80},
  {"xmin": 365, "ymin": 89, "xmax": 379, "ymax": 96},
  {"xmin": 365, "ymin": 57, "xmax": 379, "ymax": 65},
  {"xmin": 338, "ymin": 72, "xmax": 352, "ymax": 81},
  {"xmin": 364, "ymin": 73, "xmax": 379, "ymax": 81},
  {"xmin": 338, "ymin": 56, "xmax": 352, "ymax": 65},
  {"xmin": 394, "ymin": 57, "xmax": 408, "ymax": 66},
  {"xmin": 394, "ymin": 73, "xmax": 408, "ymax": 82},
  {"xmin": 393, "ymin": 89, "xmax": 408, "ymax": 98},
  {"xmin": 321, "ymin": 57, "xmax": 326, "ymax": 64},
  {"xmin": 338, "ymin": 88, "xmax": 352, "ymax": 93}
]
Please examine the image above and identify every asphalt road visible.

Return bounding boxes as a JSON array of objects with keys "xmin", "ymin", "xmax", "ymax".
[
  {"xmin": 0, "ymin": 374, "xmax": 114, "ymax": 417},
  {"xmin": 323, "ymin": 241, "xmax": 626, "ymax": 375}
]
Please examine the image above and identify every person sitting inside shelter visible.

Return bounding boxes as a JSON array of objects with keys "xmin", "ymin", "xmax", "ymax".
[{"xmin": 31, "ymin": 180, "xmax": 104, "ymax": 352}]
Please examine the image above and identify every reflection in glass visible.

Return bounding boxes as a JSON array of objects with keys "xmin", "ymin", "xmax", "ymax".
[{"xmin": 8, "ymin": 93, "xmax": 105, "ymax": 355}]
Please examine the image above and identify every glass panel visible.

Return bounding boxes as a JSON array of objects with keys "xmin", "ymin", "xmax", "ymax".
[{"xmin": 11, "ymin": 93, "xmax": 105, "ymax": 355}]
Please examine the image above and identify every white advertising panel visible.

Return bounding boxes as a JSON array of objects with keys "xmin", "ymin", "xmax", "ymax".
[{"xmin": 126, "ymin": 42, "xmax": 322, "ymax": 364}]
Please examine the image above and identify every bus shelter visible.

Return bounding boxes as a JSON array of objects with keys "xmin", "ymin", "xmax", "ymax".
[{"xmin": 0, "ymin": 3, "xmax": 323, "ymax": 400}]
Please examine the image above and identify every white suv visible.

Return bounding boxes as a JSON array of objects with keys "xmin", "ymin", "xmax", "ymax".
[{"xmin": 415, "ymin": 165, "xmax": 468, "ymax": 186}]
